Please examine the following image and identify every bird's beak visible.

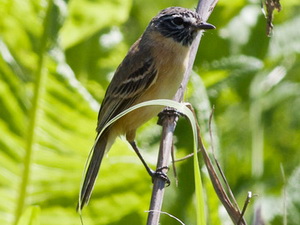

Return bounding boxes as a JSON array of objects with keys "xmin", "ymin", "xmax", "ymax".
[{"xmin": 195, "ymin": 22, "xmax": 216, "ymax": 30}]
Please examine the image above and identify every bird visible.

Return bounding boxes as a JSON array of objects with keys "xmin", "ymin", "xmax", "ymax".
[{"xmin": 78, "ymin": 6, "xmax": 215, "ymax": 210}]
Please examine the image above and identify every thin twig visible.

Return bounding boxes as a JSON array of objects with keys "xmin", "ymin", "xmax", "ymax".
[
  {"xmin": 186, "ymin": 104, "xmax": 247, "ymax": 225},
  {"xmin": 146, "ymin": 1, "xmax": 218, "ymax": 224},
  {"xmin": 146, "ymin": 115, "xmax": 178, "ymax": 225},
  {"xmin": 174, "ymin": 151, "xmax": 197, "ymax": 162},
  {"xmin": 208, "ymin": 106, "xmax": 240, "ymax": 210},
  {"xmin": 146, "ymin": 210, "xmax": 186, "ymax": 225},
  {"xmin": 238, "ymin": 192, "xmax": 253, "ymax": 225},
  {"xmin": 172, "ymin": 104, "xmax": 250, "ymax": 224},
  {"xmin": 170, "ymin": 144, "xmax": 179, "ymax": 187}
]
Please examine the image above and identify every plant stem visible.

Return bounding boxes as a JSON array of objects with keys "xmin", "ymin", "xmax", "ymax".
[
  {"xmin": 146, "ymin": 115, "xmax": 178, "ymax": 224},
  {"xmin": 146, "ymin": 0, "xmax": 218, "ymax": 224},
  {"xmin": 13, "ymin": 1, "xmax": 53, "ymax": 224}
]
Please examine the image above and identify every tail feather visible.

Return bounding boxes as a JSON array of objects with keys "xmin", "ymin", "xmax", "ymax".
[{"xmin": 78, "ymin": 132, "xmax": 108, "ymax": 211}]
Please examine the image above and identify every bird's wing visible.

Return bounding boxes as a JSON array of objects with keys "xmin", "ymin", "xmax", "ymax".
[{"xmin": 96, "ymin": 40, "xmax": 157, "ymax": 132}]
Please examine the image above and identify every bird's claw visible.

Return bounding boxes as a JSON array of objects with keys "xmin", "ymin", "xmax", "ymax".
[
  {"xmin": 157, "ymin": 108, "xmax": 185, "ymax": 125},
  {"xmin": 152, "ymin": 166, "xmax": 170, "ymax": 186}
]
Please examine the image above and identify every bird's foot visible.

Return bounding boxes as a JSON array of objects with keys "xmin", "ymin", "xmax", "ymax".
[
  {"xmin": 151, "ymin": 166, "xmax": 170, "ymax": 186},
  {"xmin": 157, "ymin": 107, "xmax": 184, "ymax": 125}
]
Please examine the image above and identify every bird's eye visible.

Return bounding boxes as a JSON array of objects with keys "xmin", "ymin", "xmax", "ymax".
[{"xmin": 172, "ymin": 17, "xmax": 184, "ymax": 26}]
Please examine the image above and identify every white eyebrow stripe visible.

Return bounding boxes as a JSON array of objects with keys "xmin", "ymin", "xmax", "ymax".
[
  {"xmin": 171, "ymin": 14, "xmax": 197, "ymax": 24},
  {"xmin": 183, "ymin": 17, "xmax": 197, "ymax": 24}
]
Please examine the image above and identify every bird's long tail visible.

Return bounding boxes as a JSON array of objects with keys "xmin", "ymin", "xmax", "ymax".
[{"xmin": 78, "ymin": 131, "xmax": 108, "ymax": 211}]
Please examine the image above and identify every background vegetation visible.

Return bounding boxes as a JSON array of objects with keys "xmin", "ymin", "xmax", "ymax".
[{"xmin": 0, "ymin": 0, "xmax": 299, "ymax": 224}]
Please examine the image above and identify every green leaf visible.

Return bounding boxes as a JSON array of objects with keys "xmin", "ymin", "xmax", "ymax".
[
  {"xmin": 60, "ymin": 0, "xmax": 132, "ymax": 48},
  {"xmin": 17, "ymin": 206, "xmax": 40, "ymax": 225}
]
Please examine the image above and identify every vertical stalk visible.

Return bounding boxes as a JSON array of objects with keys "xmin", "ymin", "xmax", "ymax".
[
  {"xmin": 146, "ymin": 116, "xmax": 177, "ymax": 224},
  {"xmin": 13, "ymin": 1, "xmax": 53, "ymax": 224},
  {"xmin": 146, "ymin": 1, "xmax": 218, "ymax": 224}
]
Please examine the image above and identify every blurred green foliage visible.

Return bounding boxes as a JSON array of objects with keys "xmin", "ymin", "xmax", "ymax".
[{"xmin": 0, "ymin": 0, "xmax": 299, "ymax": 224}]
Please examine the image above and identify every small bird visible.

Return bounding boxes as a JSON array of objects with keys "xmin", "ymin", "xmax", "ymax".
[{"xmin": 78, "ymin": 6, "xmax": 215, "ymax": 210}]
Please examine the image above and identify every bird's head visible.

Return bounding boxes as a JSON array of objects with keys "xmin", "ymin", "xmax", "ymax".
[{"xmin": 149, "ymin": 7, "xmax": 215, "ymax": 46}]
